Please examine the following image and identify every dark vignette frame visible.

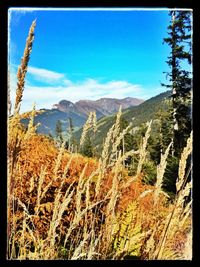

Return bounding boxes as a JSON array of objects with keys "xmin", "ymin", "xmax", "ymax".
[{"xmin": 0, "ymin": 1, "xmax": 199, "ymax": 266}]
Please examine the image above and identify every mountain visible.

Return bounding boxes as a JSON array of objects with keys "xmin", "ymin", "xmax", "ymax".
[
  {"xmin": 22, "ymin": 109, "xmax": 86, "ymax": 136},
  {"xmin": 52, "ymin": 100, "xmax": 80, "ymax": 114},
  {"xmin": 74, "ymin": 90, "xmax": 172, "ymax": 147},
  {"xmin": 53, "ymin": 97, "xmax": 144, "ymax": 118},
  {"xmin": 22, "ymin": 97, "xmax": 143, "ymax": 136}
]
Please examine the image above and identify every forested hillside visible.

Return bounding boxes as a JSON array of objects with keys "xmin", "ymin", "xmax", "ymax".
[{"xmin": 74, "ymin": 90, "xmax": 172, "ymax": 148}]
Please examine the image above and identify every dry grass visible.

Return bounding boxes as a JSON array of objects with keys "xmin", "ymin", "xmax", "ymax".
[
  {"xmin": 154, "ymin": 141, "xmax": 172, "ymax": 205},
  {"xmin": 14, "ymin": 19, "xmax": 36, "ymax": 115},
  {"xmin": 80, "ymin": 111, "xmax": 97, "ymax": 147},
  {"xmin": 7, "ymin": 20, "xmax": 192, "ymax": 260}
]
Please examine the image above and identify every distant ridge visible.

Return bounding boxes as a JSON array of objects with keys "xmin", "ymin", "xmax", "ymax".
[
  {"xmin": 52, "ymin": 97, "xmax": 144, "ymax": 118},
  {"xmin": 22, "ymin": 97, "xmax": 143, "ymax": 136}
]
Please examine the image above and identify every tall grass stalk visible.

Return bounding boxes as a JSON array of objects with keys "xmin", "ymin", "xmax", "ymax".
[
  {"xmin": 153, "ymin": 132, "xmax": 192, "ymax": 260},
  {"xmin": 14, "ymin": 20, "xmax": 36, "ymax": 115},
  {"xmin": 154, "ymin": 141, "xmax": 172, "ymax": 205},
  {"xmin": 122, "ymin": 121, "xmax": 152, "ymax": 189},
  {"xmin": 95, "ymin": 107, "xmax": 125, "ymax": 196},
  {"xmin": 136, "ymin": 120, "xmax": 152, "ymax": 176},
  {"xmin": 176, "ymin": 131, "xmax": 193, "ymax": 193},
  {"xmin": 80, "ymin": 112, "xmax": 96, "ymax": 147}
]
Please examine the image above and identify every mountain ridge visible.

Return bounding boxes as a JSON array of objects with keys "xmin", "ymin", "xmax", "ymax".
[
  {"xmin": 22, "ymin": 92, "xmax": 171, "ymax": 140},
  {"xmin": 52, "ymin": 97, "xmax": 144, "ymax": 118},
  {"xmin": 22, "ymin": 96, "xmax": 143, "ymax": 136}
]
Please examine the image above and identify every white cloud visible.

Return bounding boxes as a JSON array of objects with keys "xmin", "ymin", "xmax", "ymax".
[
  {"xmin": 28, "ymin": 66, "xmax": 65, "ymax": 83},
  {"xmin": 9, "ymin": 65, "xmax": 165, "ymax": 113},
  {"xmin": 17, "ymin": 79, "xmax": 142, "ymax": 112}
]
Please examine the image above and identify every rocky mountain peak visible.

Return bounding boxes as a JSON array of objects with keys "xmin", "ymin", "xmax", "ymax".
[
  {"xmin": 52, "ymin": 97, "xmax": 144, "ymax": 118},
  {"xmin": 53, "ymin": 100, "xmax": 76, "ymax": 113}
]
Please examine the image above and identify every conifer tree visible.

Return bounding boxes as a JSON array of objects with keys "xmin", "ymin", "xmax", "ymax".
[
  {"xmin": 80, "ymin": 134, "xmax": 93, "ymax": 157},
  {"xmin": 80, "ymin": 112, "xmax": 96, "ymax": 157},
  {"xmin": 162, "ymin": 10, "xmax": 192, "ymax": 157},
  {"xmin": 55, "ymin": 119, "xmax": 63, "ymax": 145},
  {"xmin": 68, "ymin": 117, "xmax": 74, "ymax": 150}
]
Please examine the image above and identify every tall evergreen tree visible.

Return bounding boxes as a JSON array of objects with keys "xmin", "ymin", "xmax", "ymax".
[
  {"xmin": 55, "ymin": 119, "xmax": 63, "ymax": 145},
  {"xmin": 117, "ymin": 117, "xmax": 136, "ymax": 166},
  {"xmin": 79, "ymin": 112, "xmax": 97, "ymax": 157},
  {"xmin": 162, "ymin": 10, "xmax": 192, "ymax": 157},
  {"xmin": 80, "ymin": 134, "xmax": 93, "ymax": 158},
  {"xmin": 68, "ymin": 117, "xmax": 74, "ymax": 150},
  {"xmin": 157, "ymin": 107, "xmax": 174, "ymax": 155},
  {"xmin": 68, "ymin": 117, "xmax": 74, "ymax": 135}
]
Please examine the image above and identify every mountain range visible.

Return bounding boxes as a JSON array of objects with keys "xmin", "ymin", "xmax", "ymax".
[
  {"xmin": 25, "ymin": 97, "xmax": 144, "ymax": 135},
  {"xmin": 52, "ymin": 97, "xmax": 144, "ymax": 118}
]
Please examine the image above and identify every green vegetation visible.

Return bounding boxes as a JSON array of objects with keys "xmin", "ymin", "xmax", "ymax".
[
  {"xmin": 162, "ymin": 10, "xmax": 192, "ymax": 157},
  {"xmin": 55, "ymin": 119, "xmax": 63, "ymax": 145},
  {"xmin": 75, "ymin": 90, "xmax": 172, "ymax": 150}
]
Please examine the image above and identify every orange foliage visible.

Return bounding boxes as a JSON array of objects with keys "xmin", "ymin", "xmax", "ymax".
[
  {"xmin": 10, "ymin": 134, "xmax": 99, "ymax": 239},
  {"xmin": 8, "ymin": 133, "xmax": 191, "ymax": 259}
]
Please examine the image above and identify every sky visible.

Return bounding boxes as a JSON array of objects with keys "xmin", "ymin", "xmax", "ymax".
[{"xmin": 8, "ymin": 8, "xmax": 174, "ymax": 113}]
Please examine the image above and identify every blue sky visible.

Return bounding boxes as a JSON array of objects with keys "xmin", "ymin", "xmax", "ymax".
[{"xmin": 9, "ymin": 8, "xmax": 173, "ymax": 112}]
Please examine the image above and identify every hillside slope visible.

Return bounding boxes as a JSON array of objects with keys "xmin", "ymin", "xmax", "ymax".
[
  {"xmin": 75, "ymin": 90, "xmax": 172, "ymax": 146},
  {"xmin": 22, "ymin": 109, "xmax": 86, "ymax": 135}
]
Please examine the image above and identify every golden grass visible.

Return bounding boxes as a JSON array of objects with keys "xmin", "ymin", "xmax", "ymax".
[
  {"xmin": 7, "ymin": 19, "xmax": 192, "ymax": 260},
  {"xmin": 14, "ymin": 20, "xmax": 36, "ymax": 115},
  {"xmin": 80, "ymin": 111, "xmax": 97, "ymax": 147}
]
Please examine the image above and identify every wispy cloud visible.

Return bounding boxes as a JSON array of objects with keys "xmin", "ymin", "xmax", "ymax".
[
  {"xmin": 18, "ymin": 80, "xmax": 142, "ymax": 112},
  {"xmin": 9, "ymin": 65, "xmax": 164, "ymax": 113},
  {"xmin": 28, "ymin": 66, "xmax": 66, "ymax": 83}
]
